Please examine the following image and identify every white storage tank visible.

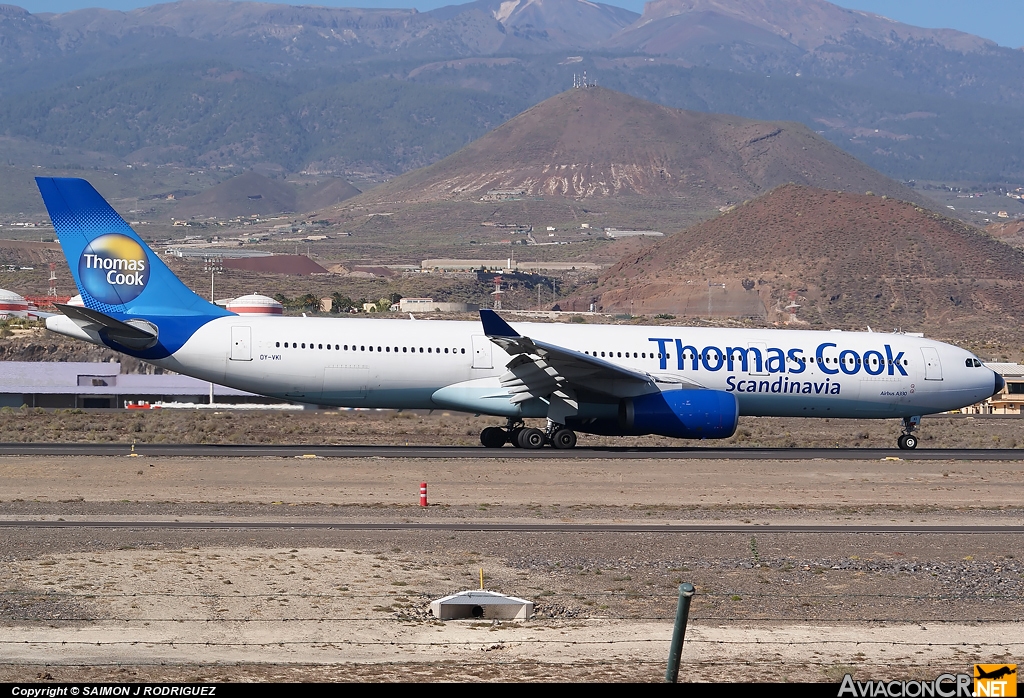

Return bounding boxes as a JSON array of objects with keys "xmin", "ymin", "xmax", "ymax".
[
  {"xmin": 226, "ymin": 294, "xmax": 284, "ymax": 316},
  {"xmin": 0, "ymin": 289, "xmax": 29, "ymax": 317}
]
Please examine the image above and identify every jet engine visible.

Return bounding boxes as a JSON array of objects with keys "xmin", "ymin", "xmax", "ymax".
[{"xmin": 618, "ymin": 389, "xmax": 739, "ymax": 439}]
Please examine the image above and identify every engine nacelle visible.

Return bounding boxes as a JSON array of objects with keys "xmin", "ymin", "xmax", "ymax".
[{"xmin": 618, "ymin": 389, "xmax": 738, "ymax": 439}]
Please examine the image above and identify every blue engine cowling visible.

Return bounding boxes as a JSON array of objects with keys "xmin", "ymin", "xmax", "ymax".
[{"xmin": 617, "ymin": 389, "xmax": 739, "ymax": 439}]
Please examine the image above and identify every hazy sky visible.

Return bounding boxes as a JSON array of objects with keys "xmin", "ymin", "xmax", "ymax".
[{"xmin": 14, "ymin": 0, "xmax": 1024, "ymax": 49}]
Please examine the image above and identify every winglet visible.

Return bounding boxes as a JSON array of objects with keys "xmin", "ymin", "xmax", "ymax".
[{"xmin": 480, "ymin": 309, "xmax": 519, "ymax": 337}]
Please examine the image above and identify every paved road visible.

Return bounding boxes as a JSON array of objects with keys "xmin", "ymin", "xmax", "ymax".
[
  {"xmin": 1, "ymin": 443, "xmax": 1023, "ymax": 459},
  {"xmin": 0, "ymin": 520, "xmax": 1021, "ymax": 533}
]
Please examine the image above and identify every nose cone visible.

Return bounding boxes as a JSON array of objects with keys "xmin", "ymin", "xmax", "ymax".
[{"xmin": 992, "ymin": 371, "xmax": 1005, "ymax": 397}]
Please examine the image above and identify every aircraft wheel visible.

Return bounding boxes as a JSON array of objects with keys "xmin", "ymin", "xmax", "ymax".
[
  {"xmin": 517, "ymin": 427, "xmax": 546, "ymax": 449},
  {"xmin": 897, "ymin": 434, "xmax": 919, "ymax": 450},
  {"xmin": 509, "ymin": 427, "xmax": 524, "ymax": 448},
  {"xmin": 480, "ymin": 427, "xmax": 507, "ymax": 448},
  {"xmin": 550, "ymin": 428, "xmax": 577, "ymax": 449}
]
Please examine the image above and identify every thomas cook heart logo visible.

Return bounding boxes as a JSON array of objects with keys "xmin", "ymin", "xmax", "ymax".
[{"xmin": 78, "ymin": 234, "xmax": 150, "ymax": 305}]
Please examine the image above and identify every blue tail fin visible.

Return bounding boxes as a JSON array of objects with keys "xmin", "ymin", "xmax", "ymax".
[{"xmin": 36, "ymin": 177, "xmax": 229, "ymax": 320}]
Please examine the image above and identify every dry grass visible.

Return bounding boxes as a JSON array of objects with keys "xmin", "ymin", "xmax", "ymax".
[{"xmin": 0, "ymin": 407, "xmax": 1019, "ymax": 449}]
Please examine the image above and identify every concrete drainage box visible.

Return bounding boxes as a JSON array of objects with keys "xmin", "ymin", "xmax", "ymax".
[{"xmin": 430, "ymin": 590, "xmax": 534, "ymax": 620}]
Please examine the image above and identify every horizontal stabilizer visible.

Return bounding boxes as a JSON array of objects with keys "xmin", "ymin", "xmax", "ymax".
[{"xmin": 56, "ymin": 303, "xmax": 158, "ymax": 350}]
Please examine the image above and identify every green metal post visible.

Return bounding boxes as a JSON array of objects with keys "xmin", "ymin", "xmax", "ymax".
[{"xmin": 665, "ymin": 582, "xmax": 695, "ymax": 683}]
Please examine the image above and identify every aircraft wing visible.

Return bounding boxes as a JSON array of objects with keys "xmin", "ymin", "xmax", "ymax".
[{"xmin": 480, "ymin": 310, "xmax": 658, "ymax": 410}]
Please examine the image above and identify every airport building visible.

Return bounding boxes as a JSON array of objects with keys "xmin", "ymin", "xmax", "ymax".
[
  {"xmin": 397, "ymin": 298, "xmax": 480, "ymax": 313},
  {"xmin": 0, "ymin": 362, "xmax": 274, "ymax": 409},
  {"xmin": 963, "ymin": 363, "xmax": 1024, "ymax": 414}
]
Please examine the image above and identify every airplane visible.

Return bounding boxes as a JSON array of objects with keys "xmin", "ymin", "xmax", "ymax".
[{"xmin": 36, "ymin": 177, "xmax": 1004, "ymax": 450}]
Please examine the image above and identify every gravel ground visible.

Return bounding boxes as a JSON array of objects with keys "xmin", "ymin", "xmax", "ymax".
[{"xmin": 0, "ymin": 440, "xmax": 1022, "ymax": 683}]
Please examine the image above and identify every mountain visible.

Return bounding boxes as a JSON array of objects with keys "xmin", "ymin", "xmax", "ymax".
[
  {"xmin": 601, "ymin": 0, "xmax": 1024, "ymax": 108},
  {"xmin": 4, "ymin": 0, "xmax": 1024, "ymax": 189},
  {"xmin": 429, "ymin": 0, "xmax": 638, "ymax": 49},
  {"xmin": 0, "ymin": 0, "xmax": 636, "ymax": 75},
  {"xmin": 356, "ymin": 86, "xmax": 923, "ymax": 209},
  {"xmin": 607, "ymin": 0, "xmax": 994, "ymax": 56},
  {"xmin": 588, "ymin": 184, "xmax": 1024, "ymax": 332}
]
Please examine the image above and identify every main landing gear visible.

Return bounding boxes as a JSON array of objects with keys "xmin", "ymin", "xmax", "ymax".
[
  {"xmin": 897, "ymin": 415, "xmax": 921, "ymax": 450},
  {"xmin": 480, "ymin": 420, "xmax": 578, "ymax": 449}
]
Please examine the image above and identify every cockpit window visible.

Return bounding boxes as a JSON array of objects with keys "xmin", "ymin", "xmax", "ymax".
[{"xmin": 966, "ymin": 358, "xmax": 983, "ymax": 368}]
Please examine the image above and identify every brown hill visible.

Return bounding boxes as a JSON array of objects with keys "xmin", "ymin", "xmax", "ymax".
[
  {"xmin": 589, "ymin": 184, "xmax": 1024, "ymax": 333},
  {"xmin": 174, "ymin": 172, "xmax": 362, "ymax": 219},
  {"xmin": 174, "ymin": 172, "xmax": 298, "ymax": 220},
  {"xmin": 355, "ymin": 87, "xmax": 923, "ymax": 209},
  {"xmin": 297, "ymin": 178, "xmax": 362, "ymax": 213}
]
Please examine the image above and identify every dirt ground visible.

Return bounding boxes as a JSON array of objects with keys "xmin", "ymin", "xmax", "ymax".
[{"xmin": 0, "ymin": 423, "xmax": 1022, "ymax": 683}]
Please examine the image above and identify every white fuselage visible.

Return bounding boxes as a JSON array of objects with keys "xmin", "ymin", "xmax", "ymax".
[{"xmin": 82, "ymin": 315, "xmax": 999, "ymax": 420}]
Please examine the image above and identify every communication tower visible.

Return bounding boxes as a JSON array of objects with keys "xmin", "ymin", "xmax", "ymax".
[
  {"xmin": 573, "ymin": 72, "xmax": 596, "ymax": 89},
  {"xmin": 491, "ymin": 276, "xmax": 504, "ymax": 311}
]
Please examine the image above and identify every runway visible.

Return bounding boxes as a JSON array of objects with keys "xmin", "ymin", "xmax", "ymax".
[
  {"xmin": 2, "ymin": 442, "xmax": 1024, "ymax": 459},
  {"xmin": 0, "ymin": 520, "xmax": 1021, "ymax": 533}
]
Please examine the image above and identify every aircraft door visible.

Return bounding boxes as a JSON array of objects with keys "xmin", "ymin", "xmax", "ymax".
[
  {"xmin": 230, "ymin": 326, "xmax": 252, "ymax": 361},
  {"xmin": 921, "ymin": 347, "xmax": 942, "ymax": 380},
  {"xmin": 471, "ymin": 335, "xmax": 492, "ymax": 369}
]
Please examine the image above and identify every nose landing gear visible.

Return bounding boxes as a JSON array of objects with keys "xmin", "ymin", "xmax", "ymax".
[{"xmin": 897, "ymin": 416, "xmax": 921, "ymax": 450}]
